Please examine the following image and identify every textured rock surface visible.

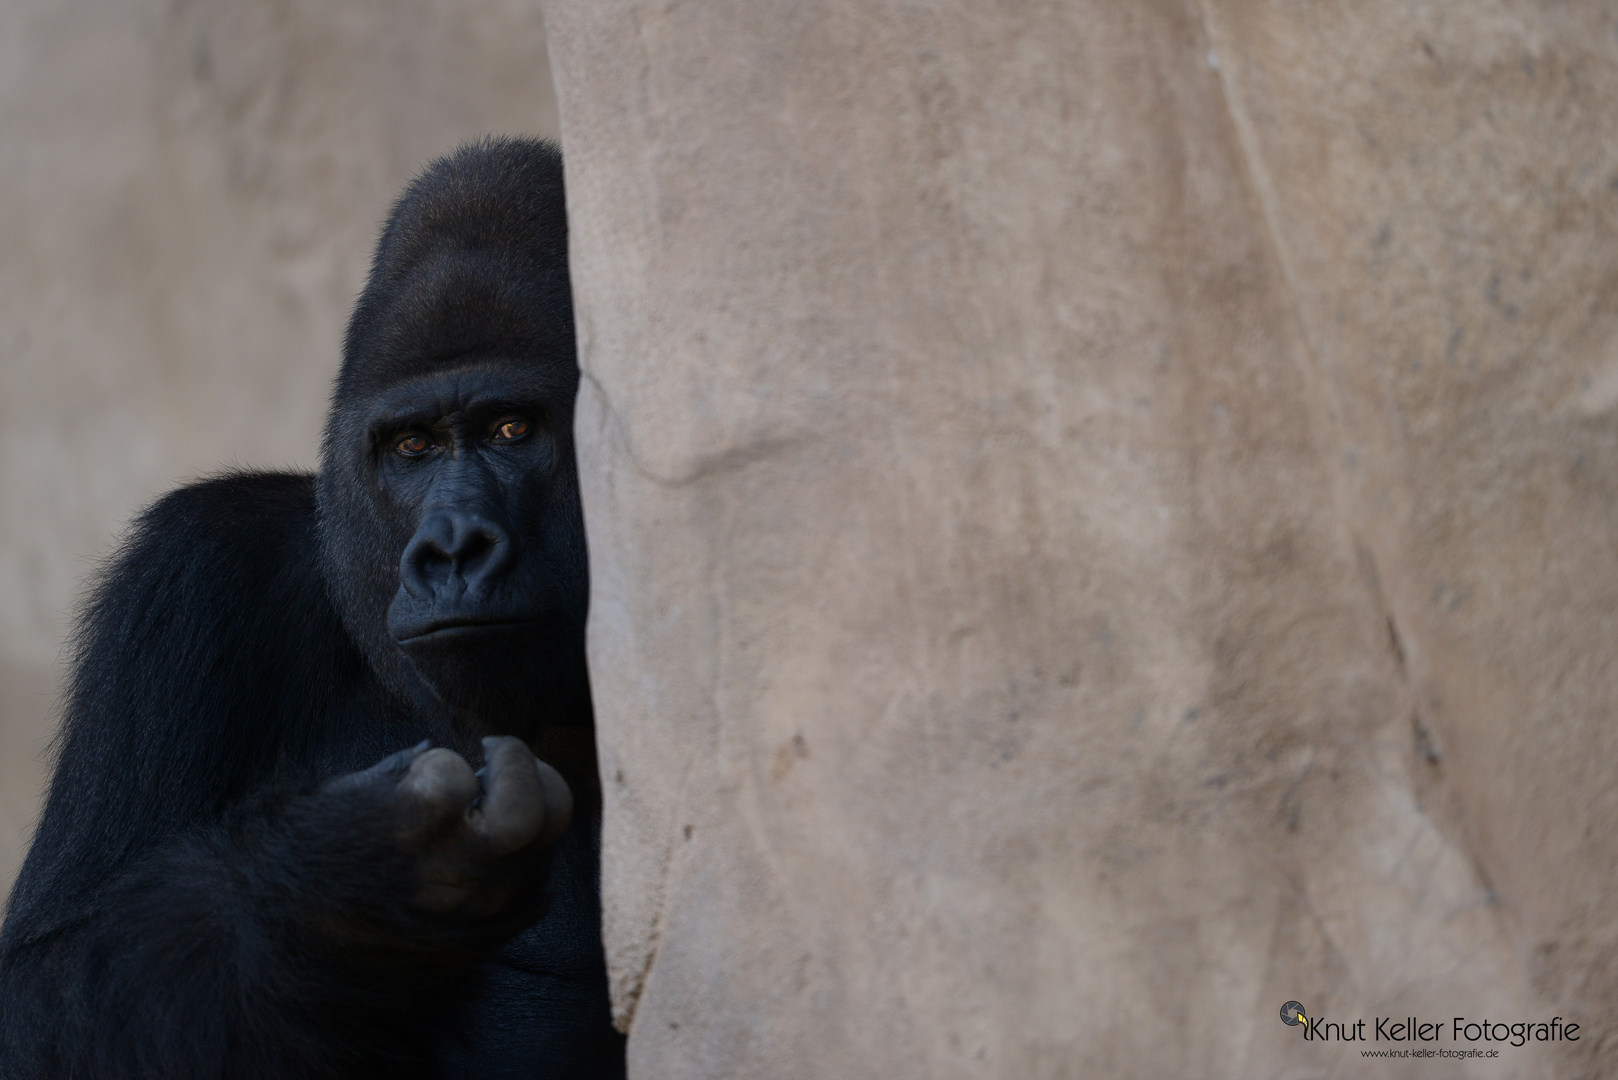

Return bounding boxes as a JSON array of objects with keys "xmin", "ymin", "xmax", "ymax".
[
  {"xmin": 545, "ymin": 1, "xmax": 1618, "ymax": 1076},
  {"xmin": 0, "ymin": 0, "xmax": 558, "ymax": 895}
]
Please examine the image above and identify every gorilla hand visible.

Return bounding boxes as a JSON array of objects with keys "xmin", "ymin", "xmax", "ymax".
[{"xmin": 333, "ymin": 737, "xmax": 573, "ymax": 918}]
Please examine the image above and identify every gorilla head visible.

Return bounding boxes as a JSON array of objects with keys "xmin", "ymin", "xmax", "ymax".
[{"xmin": 315, "ymin": 139, "xmax": 588, "ymax": 735}]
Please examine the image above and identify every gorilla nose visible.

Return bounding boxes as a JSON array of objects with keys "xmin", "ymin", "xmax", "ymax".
[{"xmin": 400, "ymin": 510, "xmax": 516, "ymax": 602}]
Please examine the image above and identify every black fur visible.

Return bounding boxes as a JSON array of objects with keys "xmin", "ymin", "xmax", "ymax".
[{"xmin": 0, "ymin": 139, "xmax": 623, "ymax": 1079}]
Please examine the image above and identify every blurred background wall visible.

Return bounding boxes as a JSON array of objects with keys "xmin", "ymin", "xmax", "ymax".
[{"xmin": 0, "ymin": 0, "xmax": 558, "ymax": 897}]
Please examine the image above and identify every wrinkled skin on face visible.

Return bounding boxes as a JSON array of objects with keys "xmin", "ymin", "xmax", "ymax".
[{"xmin": 328, "ymin": 359, "xmax": 590, "ymax": 732}]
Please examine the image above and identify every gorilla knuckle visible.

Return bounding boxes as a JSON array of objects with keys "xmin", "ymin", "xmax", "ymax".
[
  {"xmin": 395, "ymin": 748, "xmax": 479, "ymax": 830},
  {"xmin": 474, "ymin": 792, "xmax": 547, "ymax": 854}
]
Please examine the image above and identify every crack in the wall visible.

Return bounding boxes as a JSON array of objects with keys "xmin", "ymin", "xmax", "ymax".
[
  {"xmin": 578, "ymin": 368, "xmax": 803, "ymax": 489},
  {"xmin": 612, "ymin": 889, "xmax": 663, "ymax": 1033},
  {"xmin": 575, "ymin": 369, "xmax": 682, "ymax": 1034},
  {"xmin": 1190, "ymin": 0, "xmax": 1420, "ymax": 714},
  {"xmin": 1190, "ymin": 0, "xmax": 1512, "ymax": 950}
]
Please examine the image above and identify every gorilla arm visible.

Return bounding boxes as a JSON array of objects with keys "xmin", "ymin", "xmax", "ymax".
[{"xmin": 0, "ymin": 474, "xmax": 568, "ymax": 1080}]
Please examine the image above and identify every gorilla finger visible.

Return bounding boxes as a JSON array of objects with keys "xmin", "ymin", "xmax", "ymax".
[
  {"xmin": 322, "ymin": 740, "xmax": 430, "ymax": 793},
  {"xmin": 533, "ymin": 757, "xmax": 573, "ymax": 848},
  {"xmin": 397, "ymin": 747, "xmax": 481, "ymax": 833},
  {"xmin": 471, "ymin": 737, "xmax": 546, "ymax": 853}
]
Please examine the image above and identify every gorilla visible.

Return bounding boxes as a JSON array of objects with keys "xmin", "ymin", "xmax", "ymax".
[{"xmin": 0, "ymin": 138, "xmax": 624, "ymax": 1079}]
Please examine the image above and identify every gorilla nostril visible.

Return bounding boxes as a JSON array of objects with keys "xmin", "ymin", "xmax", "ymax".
[
  {"xmin": 458, "ymin": 527, "xmax": 497, "ymax": 564},
  {"xmin": 400, "ymin": 520, "xmax": 451, "ymax": 601}
]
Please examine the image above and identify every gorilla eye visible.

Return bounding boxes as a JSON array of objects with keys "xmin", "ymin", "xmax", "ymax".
[
  {"xmin": 491, "ymin": 417, "xmax": 530, "ymax": 443},
  {"xmin": 392, "ymin": 432, "xmax": 433, "ymax": 458}
]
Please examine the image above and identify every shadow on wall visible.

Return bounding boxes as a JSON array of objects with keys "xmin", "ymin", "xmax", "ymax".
[{"xmin": 0, "ymin": 0, "xmax": 559, "ymax": 900}]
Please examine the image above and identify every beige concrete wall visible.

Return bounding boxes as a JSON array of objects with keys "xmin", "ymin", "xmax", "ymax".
[
  {"xmin": 0, "ymin": 0, "xmax": 558, "ymax": 898},
  {"xmin": 544, "ymin": 1, "xmax": 1618, "ymax": 1077}
]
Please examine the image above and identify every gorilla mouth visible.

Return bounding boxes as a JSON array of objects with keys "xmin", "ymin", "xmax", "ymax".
[{"xmin": 395, "ymin": 617, "xmax": 539, "ymax": 644}]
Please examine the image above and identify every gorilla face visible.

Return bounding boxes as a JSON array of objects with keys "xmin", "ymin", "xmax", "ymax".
[
  {"xmin": 372, "ymin": 362, "xmax": 588, "ymax": 723},
  {"xmin": 321, "ymin": 354, "xmax": 589, "ymax": 733},
  {"xmin": 315, "ymin": 140, "xmax": 588, "ymax": 735},
  {"xmin": 375, "ymin": 365, "xmax": 581, "ymax": 644}
]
